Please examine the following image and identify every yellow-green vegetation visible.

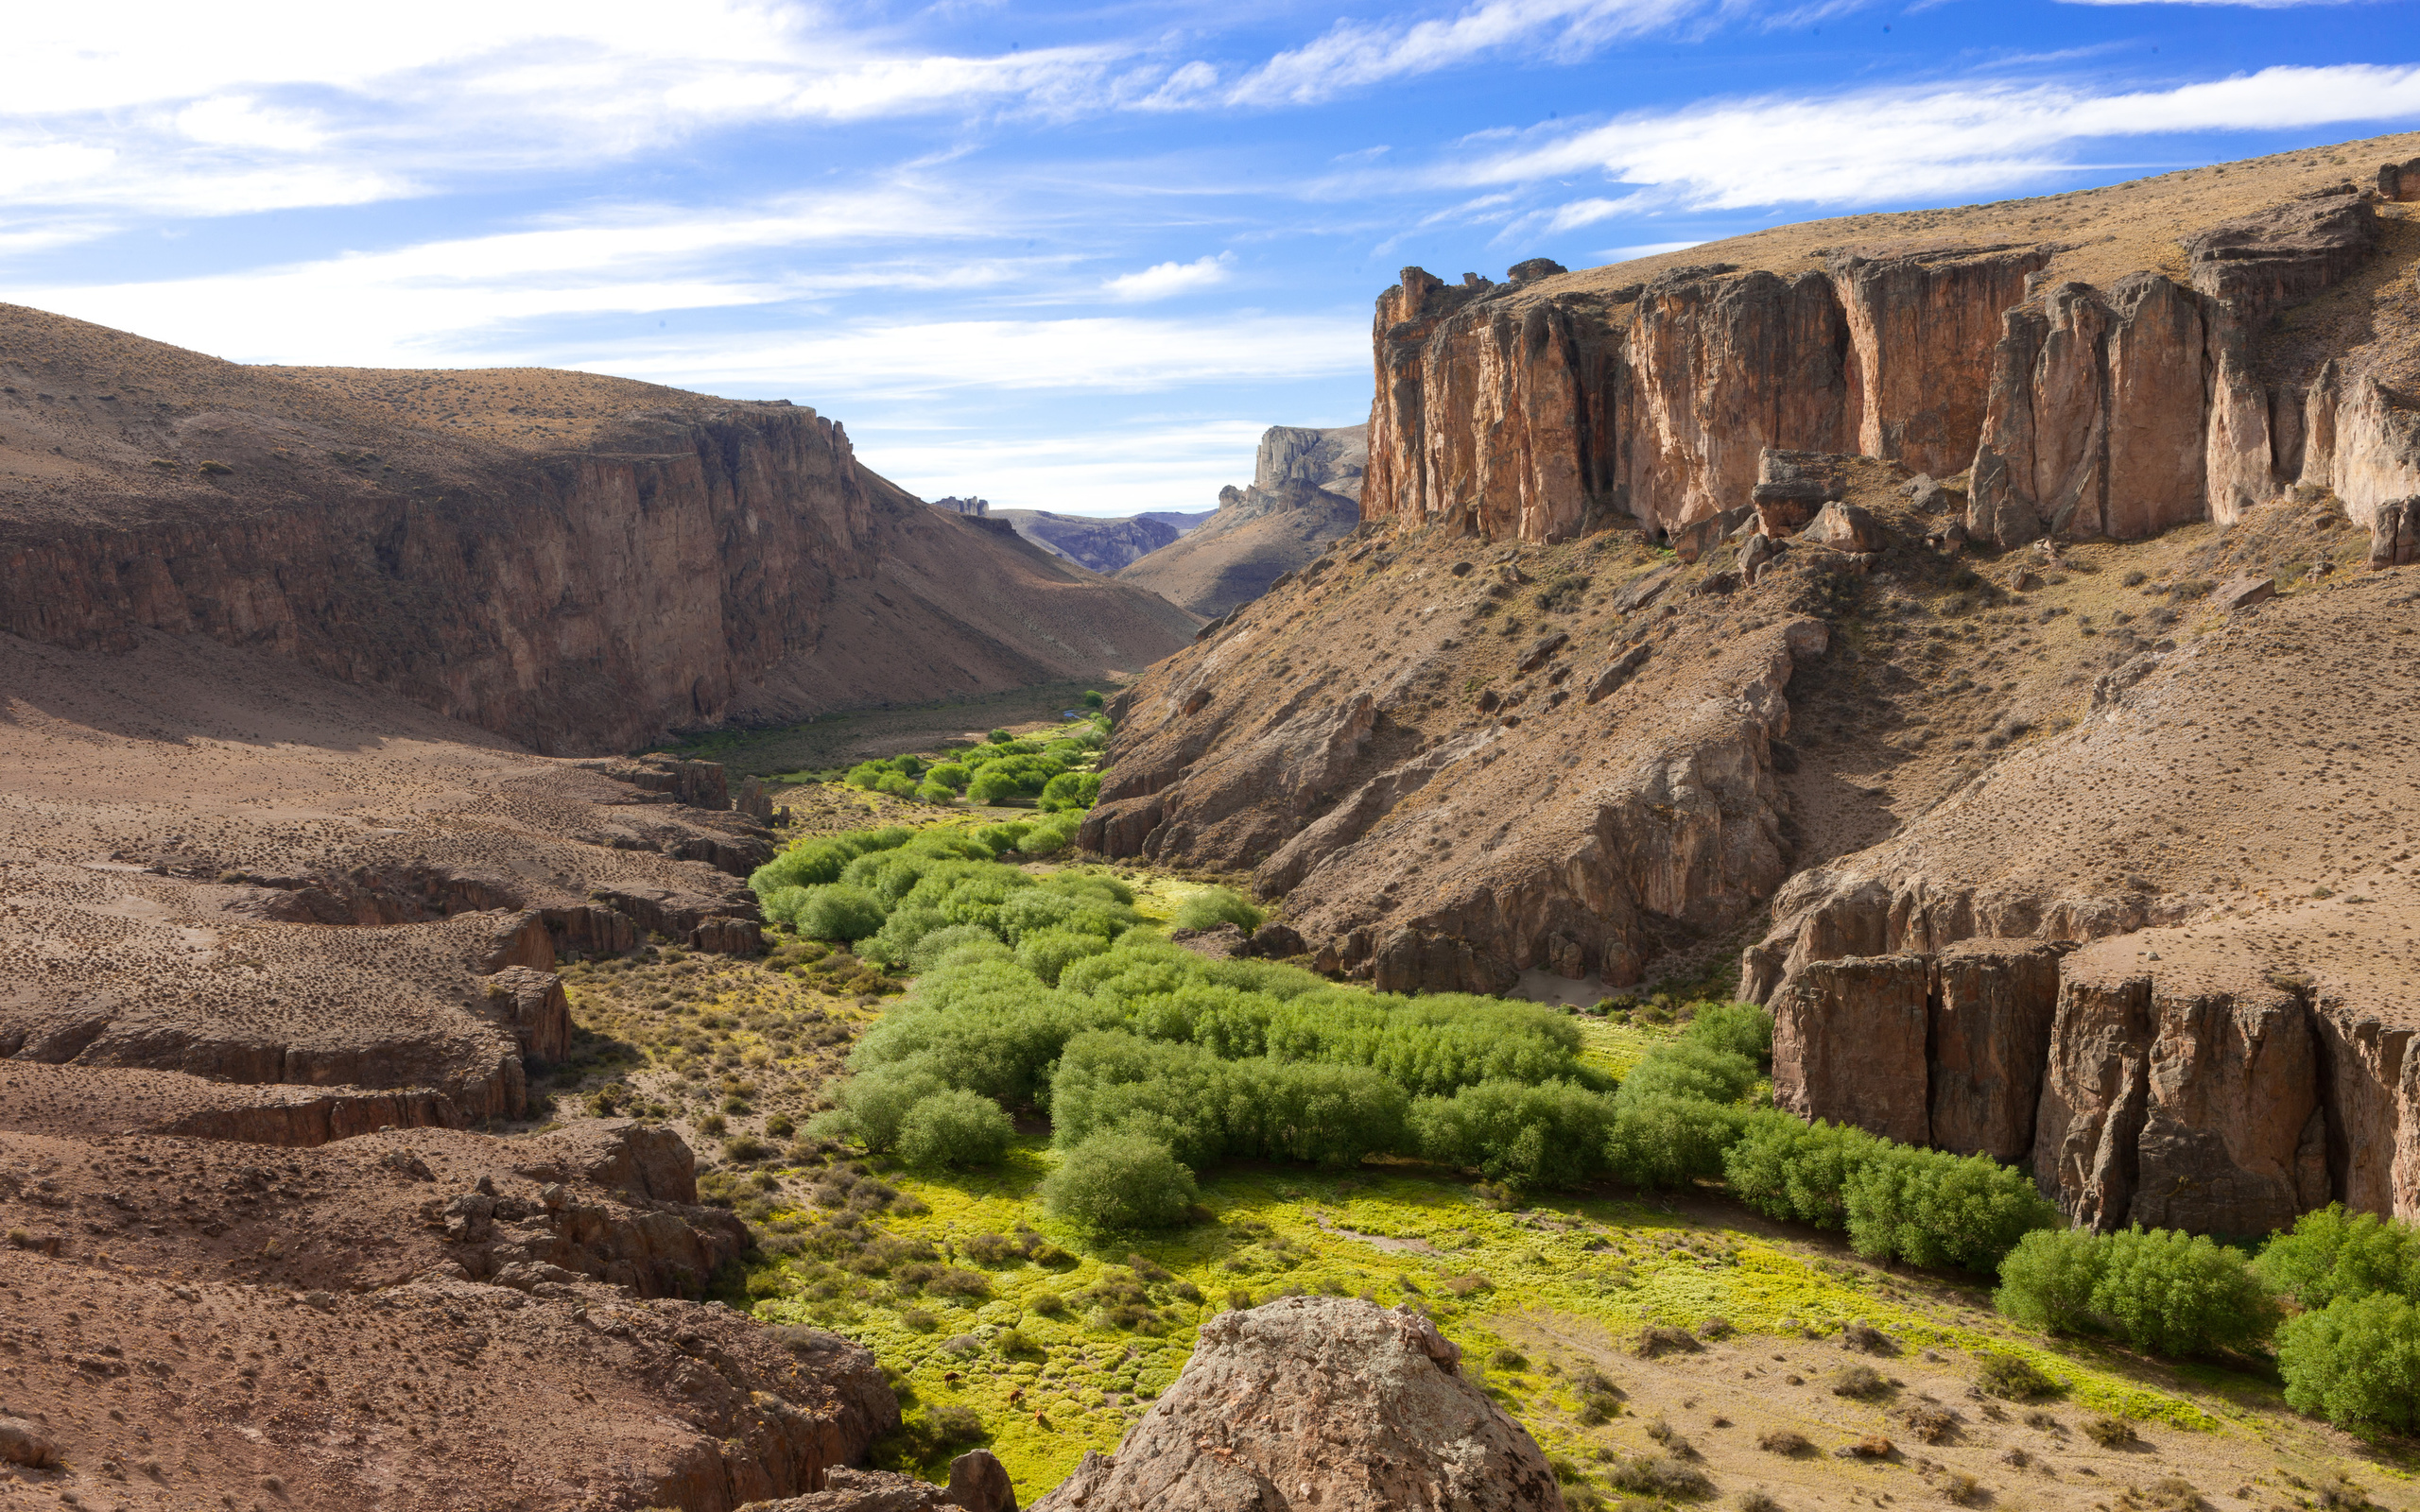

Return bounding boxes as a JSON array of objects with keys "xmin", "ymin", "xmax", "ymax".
[
  {"xmin": 666, "ymin": 679, "xmax": 1113, "ymax": 778},
  {"xmin": 743, "ymin": 1143, "xmax": 2255, "ymax": 1497}
]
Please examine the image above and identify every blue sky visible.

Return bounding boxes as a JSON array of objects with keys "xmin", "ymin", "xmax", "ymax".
[{"xmin": 6, "ymin": 1, "xmax": 2417, "ymax": 516}]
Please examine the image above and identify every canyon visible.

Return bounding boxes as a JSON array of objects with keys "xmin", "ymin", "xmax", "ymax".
[
  {"xmin": 1087, "ymin": 131, "xmax": 2420, "ymax": 1234},
  {"xmin": 1115, "ymin": 423, "xmax": 1367, "ymax": 616}
]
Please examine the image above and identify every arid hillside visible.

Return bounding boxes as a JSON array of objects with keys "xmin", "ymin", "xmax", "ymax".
[
  {"xmin": 0, "ymin": 306, "xmax": 1197, "ymax": 754},
  {"xmin": 1117, "ymin": 423, "xmax": 1367, "ymax": 615},
  {"xmin": 1087, "ymin": 133, "xmax": 2420, "ymax": 1230}
]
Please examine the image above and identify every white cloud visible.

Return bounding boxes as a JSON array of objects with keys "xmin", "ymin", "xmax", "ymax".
[
  {"xmin": 1597, "ymin": 238, "xmax": 1705, "ymax": 260},
  {"xmin": 2060, "ymin": 0, "xmax": 2365, "ymax": 6},
  {"xmin": 1104, "ymin": 252, "xmax": 1236, "ymax": 301},
  {"xmin": 9, "ymin": 190, "xmax": 1011, "ymax": 364},
  {"xmin": 1222, "ymin": 0, "xmax": 1703, "ymax": 107},
  {"xmin": 591, "ymin": 313, "xmax": 1371, "ymax": 400},
  {"xmin": 859, "ymin": 418, "xmax": 1275, "ymax": 515},
  {"xmin": 175, "ymin": 97, "xmax": 329, "ymax": 151},
  {"xmin": 1448, "ymin": 63, "xmax": 2420, "ymax": 209}
]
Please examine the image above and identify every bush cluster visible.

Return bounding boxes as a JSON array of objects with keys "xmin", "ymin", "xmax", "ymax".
[
  {"xmin": 750, "ymin": 823, "xmax": 1119, "ymax": 953},
  {"xmin": 1722, "ymin": 1113, "xmax": 2057, "ymax": 1271},
  {"xmin": 2260, "ymin": 1206, "xmax": 2420, "ymax": 1433},
  {"xmin": 840, "ymin": 719, "xmax": 1107, "ymax": 807},
  {"xmin": 1994, "ymin": 1227, "xmax": 2277, "ymax": 1357}
]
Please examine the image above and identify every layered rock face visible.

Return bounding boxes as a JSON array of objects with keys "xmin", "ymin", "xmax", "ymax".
[
  {"xmin": 1115, "ymin": 423, "xmax": 1367, "ymax": 616},
  {"xmin": 1364, "ymin": 173, "xmax": 2419, "ymax": 553},
  {"xmin": 1030, "ymin": 1297, "xmax": 1565, "ymax": 1512},
  {"xmin": 0, "ymin": 302, "xmax": 1195, "ymax": 755}
]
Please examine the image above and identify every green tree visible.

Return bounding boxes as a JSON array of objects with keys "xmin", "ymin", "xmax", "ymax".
[
  {"xmin": 2277, "ymin": 1293, "xmax": 2420, "ymax": 1433},
  {"xmin": 896, "ymin": 1089, "xmax": 1014, "ymax": 1169},
  {"xmin": 1040, "ymin": 1130, "xmax": 1199, "ymax": 1230},
  {"xmin": 792, "ymin": 885, "xmax": 888, "ymax": 943},
  {"xmin": 2258, "ymin": 1205, "xmax": 2420, "ymax": 1309}
]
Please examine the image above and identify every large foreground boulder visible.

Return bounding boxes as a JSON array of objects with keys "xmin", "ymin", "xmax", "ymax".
[{"xmin": 1030, "ymin": 1296, "xmax": 1565, "ymax": 1511}]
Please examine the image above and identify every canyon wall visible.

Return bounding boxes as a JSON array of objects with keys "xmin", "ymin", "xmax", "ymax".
[
  {"xmin": 1364, "ymin": 187, "xmax": 2420, "ymax": 549},
  {"xmin": 0, "ymin": 306, "xmax": 1196, "ymax": 756}
]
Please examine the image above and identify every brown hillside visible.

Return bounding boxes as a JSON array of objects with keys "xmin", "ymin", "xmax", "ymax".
[{"xmin": 0, "ymin": 303, "xmax": 1196, "ymax": 754}]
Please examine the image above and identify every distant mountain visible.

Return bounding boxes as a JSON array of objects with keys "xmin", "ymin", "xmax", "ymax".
[
  {"xmin": 1115, "ymin": 424, "xmax": 1366, "ymax": 617},
  {"xmin": 991, "ymin": 509, "xmax": 1206, "ymax": 573}
]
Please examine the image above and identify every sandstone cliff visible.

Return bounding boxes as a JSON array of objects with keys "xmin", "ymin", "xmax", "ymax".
[
  {"xmin": 1115, "ymin": 423, "xmax": 1366, "ymax": 615},
  {"xmin": 1364, "ymin": 138, "xmax": 2420, "ymax": 552},
  {"xmin": 0, "ymin": 304, "xmax": 1196, "ymax": 755}
]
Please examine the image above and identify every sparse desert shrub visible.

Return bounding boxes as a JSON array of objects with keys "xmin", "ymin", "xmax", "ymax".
[
  {"xmin": 1841, "ymin": 1434, "xmax": 1894, "ymax": 1460},
  {"xmin": 1976, "ymin": 1352, "xmax": 2060, "ymax": 1400},
  {"xmin": 1635, "ymin": 1325, "xmax": 1703, "ymax": 1358},
  {"xmin": 1607, "ymin": 1455, "xmax": 1713, "ymax": 1499},
  {"xmin": 1899, "ymin": 1401, "xmax": 1960, "ymax": 1443},
  {"xmin": 721, "ymin": 1134, "xmax": 771, "ymax": 1163},
  {"xmin": 894, "ymin": 1088, "xmax": 1013, "ymax": 1170},
  {"xmin": 1028, "ymin": 1291, "xmax": 1068, "ymax": 1316},
  {"xmin": 1832, "ymin": 1364, "xmax": 1892, "ymax": 1400},
  {"xmin": 960, "ymin": 1231, "xmax": 1017, "ymax": 1265},
  {"xmin": 2083, "ymin": 1415, "xmax": 2137, "ymax": 1448},
  {"xmin": 1840, "ymin": 1322, "xmax": 1898, "ymax": 1355},
  {"xmin": 1942, "ymin": 1471, "xmax": 1983, "ymax": 1505},
  {"xmin": 2138, "ymin": 1476, "xmax": 2205, "ymax": 1512},
  {"xmin": 1756, "ymin": 1430, "xmax": 1813, "ymax": 1456},
  {"xmin": 1040, "ymin": 1130, "xmax": 1200, "ymax": 1230},
  {"xmin": 900, "ymin": 1308, "xmax": 939, "ymax": 1332},
  {"xmin": 1699, "ymin": 1315, "xmax": 1736, "ymax": 1340},
  {"xmin": 1491, "ymin": 1348, "xmax": 1530, "ymax": 1372},
  {"xmin": 1172, "ymin": 886, "xmax": 1264, "ymax": 933},
  {"xmin": 1738, "ymin": 1491, "xmax": 1784, "ymax": 1512}
]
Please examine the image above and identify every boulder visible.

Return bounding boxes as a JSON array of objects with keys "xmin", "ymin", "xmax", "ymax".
[
  {"xmin": 1739, "ymin": 531, "xmax": 1780, "ymax": 584},
  {"xmin": 1801, "ymin": 501, "xmax": 1885, "ymax": 554},
  {"xmin": 2369, "ymin": 496, "xmax": 2419, "ymax": 568},
  {"xmin": 1516, "ymin": 630, "xmax": 1570, "ymax": 673},
  {"xmin": 2210, "ymin": 576, "xmax": 2276, "ymax": 614},
  {"xmin": 1246, "ymin": 921, "xmax": 1307, "ymax": 958},
  {"xmin": 0, "ymin": 1417, "xmax": 57, "ymax": 1469},
  {"xmin": 1028, "ymin": 1297, "xmax": 1564, "ymax": 1512},
  {"xmin": 1584, "ymin": 644, "xmax": 1653, "ymax": 705},
  {"xmin": 1507, "ymin": 257, "xmax": 1568, "ymax": 284}
]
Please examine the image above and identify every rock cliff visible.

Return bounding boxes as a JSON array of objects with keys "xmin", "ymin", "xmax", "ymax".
[
  {"xmin": 0, "ymin": 303, "xmax": 1196, "ymax": 755},
  {"xmin": 1363, "ymin": 144, "xmax": 2420, "ymax": 553},
  {"xmin": 1115, "ymin": 423, "xmax": 1366, "ymax": 615}
]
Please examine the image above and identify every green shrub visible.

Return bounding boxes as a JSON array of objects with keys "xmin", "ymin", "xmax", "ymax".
[
  {"xmin": 1995, "ymin": 1228, "xmax": 2107, "ymax": 1335},
  {"xmin": 904, "ymin": 924, "xmax": 1004, "ymax": 973},
  {"xmin": 1995, "ymin": 1227, "xmax": 2277, "ymax": 1357},
  {"xmin": 916, "ymin": 782, "xmax": 958, "ymax": 805},
  {"xmin": 1173, "ymin": 886, "xmax": 1265, "ymax": 933},
  {"xmin": 2276, "ymin": 1292, "xmax": 2420, "ymax": 1433},
  {"xmin": 1615, "ymin": 1040, "xmax": 1759, "ymax": 1108},
  {"xmin": 895, "ymin": 1089, "xmax": 1014, "ymax": 1169},
  {"xmin": 1722, "ymin": 1116, "xmax": 1886, "ymax": 1228},
  {"xmin": 1680, "ymin": 1001, "xmax": 1774, "ymax": 1067},
  {"xmin": 2258, "ymin": 1205, "xmax": 2420, "ymax": 1309},
  {"xmin": 1083, "ymin": 689, "xmax": 1105, "ymax": 709},
  {"xmin": 1040, "ymin": 1130, "xmax": 1200, "ymax": 1230},
  {"xmin": 790, "ymin": 884, "xmax": 889, "ymax": 943},
  {"xmin": 927, "ymin": 762, "xmax": 971, "ymax": 792},
  {"xmin": 1974, "ymin": 1352, "xmax": 2060, "ymax": 1400},
  {"xmin": 1410, "ymin": 1078, "xmax": 1616, "ymax": 1190},
  {"xmin": 1842, "ymin": 1143, "xmax": 2058, "ymax": 1271},
  {"xmin": 1603, "ymin": 1093, "xmax": 1754, "ymax": 1189},
  {"xmin": 1039, "ymin": 771, "xmax": 1103, "ymax": 812},
  {"xmin": 1017, "ymin": 811, "xmax": 1084, "ymax": 857},
  {"xmin": 990, "ymin": 729, "xmax": 1013, "ymax": 743},
  {"xmin": 877, "ymin": 773, "xmax": 919, "ymax": 799},
  {"xmin": 820, "ymin": 1064, "xmax": 947, "ymax": 1152},
  {"xmin": 2091, "ymin": 1228, "xmax": 2278, "ymax": 1357},
  {"xmin": 1016, "ymin": 927, "xmax": 1113, "ymax": 987}
]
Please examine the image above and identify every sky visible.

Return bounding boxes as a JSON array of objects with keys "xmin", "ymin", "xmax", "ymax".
[{"xmin": 5, "ymin": 1, "xmax": 2418, "ymax": 516}]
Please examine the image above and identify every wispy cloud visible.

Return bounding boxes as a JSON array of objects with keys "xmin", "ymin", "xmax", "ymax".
[
  {"xmin": 859, "ymin": 417, "xmax": 1277, "ymax": 515},
  {"xmin": 1445, "ymin": 62, "xmax": 2420, "ymax": 210},
  {"xmin": 1216, "ymin": 0, "xmax": 1706, "ymax": 107},
  {"xmin": 1104, "ymin": 252, "xmax": 1236, "ymax": 301}
]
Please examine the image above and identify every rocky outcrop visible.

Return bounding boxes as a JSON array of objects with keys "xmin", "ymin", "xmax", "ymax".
[
  {"xmin": 1029, "ymin": 1297, "xmax": 1564, "ymax": 1512},
  {"xmin": 1116, "ymin": 425, "xmax": 1366, "ymax": 616},
  {"xmin": 994, "ymin": 509, "xmax": 1191, "ymax": 573},
  {"xmin": 738, "ymin": 1452, "xmax": 1017, "ymax": 1512}
]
